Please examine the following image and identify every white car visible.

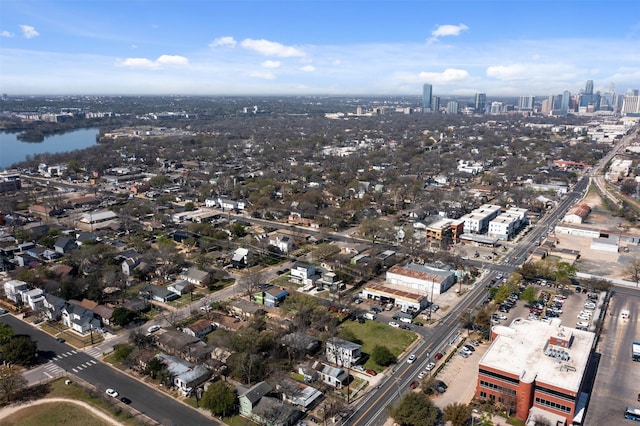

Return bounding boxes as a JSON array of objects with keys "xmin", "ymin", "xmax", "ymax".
[
  {"xmin": 407, "ymin": 354, "xmax": 417, "ymax": 363},
  {"xmin": 584, "ymin": 303, "xmax": 596, "ymax": 310},
  {"xmin": 576, "ymin": 321, "xmax": 589, "ymax": 328},
  {"xmin": 106, "ymin": 388, "xmax": 119, "ymax": 398},
  {"xmin": 389, "ymin": 321, "xmax": 400, "ymax": 328},
  {"xmin": 495, "ymin": 314, "xmax": 507, "ymax": 320},
  {"xmin": 425, "ymin": 362, "xmax": 436, "ymax": 371},
  {"xmin": 200, "ymin": 305, "xmax": 213, "ymax": 312},
  {"xmin": 417, "ymin": 371, "xmax": 426, "ymax": 379},
  {"xmin": 147, "ymin": 325, "xmax": 160, "ymax": 333}
]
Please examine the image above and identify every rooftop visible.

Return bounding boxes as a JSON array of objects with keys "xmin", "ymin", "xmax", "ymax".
[{"xmin": 480, "ymin": 318, "xmax": 595, "ymax": 394}]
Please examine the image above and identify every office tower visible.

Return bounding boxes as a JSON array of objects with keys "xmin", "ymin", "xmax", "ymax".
[
  {"xmin": 541, "ymin": 98, "xmax": 552, "ymax": 114},
  {"xmin": 490, "ymin": 102, "xmax": 503, "ymax": 115},
  {"xmin": 622, "ymin": 96, "xmax": 640, "ymax": 115},
  {"xmin": 585, "ymin": 80, "xmax": 594, "ymax": 95},
  {"xmin": 422, "ymin": 83, "xmax": 433, "ymax": 112},
  {"xmin": 518, "ymin": 96, "xmax": 535, "ymax": 111},
  {"xmin": 446, "ymin": 101, "xmax": 459, "ymax": 114},
  {"xmin": 626, "ymin": 89, "xmax": 639, "ymax": 96},
  {"xmin": 475, "ymin": 93, "xmax": 486, "ymax": 113},
  {"xmin": 432, "ymin": 96, "xmax": 440, "ymax": 113}
]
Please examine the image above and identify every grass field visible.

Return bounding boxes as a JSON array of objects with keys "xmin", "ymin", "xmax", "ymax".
[
  {"xmin": 340, "ymin": 321, "xmax": 417, "ymax": 371},
  {"xmin": 2, "ymin": 402, "xmax": 114, "ymax": 426}
]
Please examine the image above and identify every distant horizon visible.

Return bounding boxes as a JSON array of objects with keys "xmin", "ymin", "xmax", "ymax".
[{"xmin": 2, "ymin": 1, "xmax": 638, "ymax": 96}]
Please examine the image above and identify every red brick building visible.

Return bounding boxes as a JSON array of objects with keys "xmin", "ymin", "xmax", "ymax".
[{"xmin": 476, "ymin": 319, "xmax": 595, "ymax": 425}]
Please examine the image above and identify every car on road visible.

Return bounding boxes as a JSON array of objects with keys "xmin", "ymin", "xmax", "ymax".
[
  {"xmin": 400, "ymin": 324, "xmax": 412, "ymax": 330},
  {"xmin": 407, "ymin": 354, "xmax": 417, "ymax": 363},
  {"xmin": 120, "ymin": 397, "xmax": 132, "ymax": 404},
  {"xmin": 434, "ymin": 352, "xmax": 443, "ymax": 360},
  {"xmin": 0, "ymin": 309, "xmax": 7, "ymax": 314},
  {"xmin": 425, "ymin": 362, "xmax": 436, "ymax": 371},
  {"xmin": 412, "ymin": 321, "xmax": 423, "ymax": 326},
  {"xmin": 388, "ymin": 321, "xmax": 400, "ymax": 328},
  {"xmin": 106, "ymin": 388, "xmax": 119, "ymax": 398},
  {"xmin": 56, "ymin": 337, "xmax": 65, "ymax": 343},
  {"xmin": 200, "ymin": 305, "xmax": 213, "ymax": 312},
  {"xmin": 147, "ymin": 325, "xmax": 160, "ymax": 333}
]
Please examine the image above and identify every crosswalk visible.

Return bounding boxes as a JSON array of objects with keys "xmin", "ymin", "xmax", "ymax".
[
  {"xmin": 84, "ymin": 346, "xmax": 104, "ymax": 358},
  {"xmin": 51, "ymin": 350, "xmax": 99, "ymax": 373},
  {"xmin": 42, "ymin": 361, "xmax": 64, "ymax": 379}
]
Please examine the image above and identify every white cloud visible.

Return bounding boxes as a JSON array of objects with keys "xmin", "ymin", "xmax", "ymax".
[
  {"xmin": 261, "ymin": 60, "xmax": 281, "ymax": 69},
  {"xmin": 486, "ymin": 64, "xmax": 528, "ymax": 80},
  {"xmin": 117, "ymin": 55, "xmax": 189, "ymax": 69},
  {"xmin": 429, "ymin": 24, "xmax": 468, "ymax": 42},
  {"xmin": 240, "ymin": 38, "xmax": 305, "ymax": 57},
  {"xmin": 209, "ymin": 36, "xmax": 237, "ymax": 48},
  {"xmin": 1, "ymin": 30, "xmax": 15, "ymax": 38},
  {"xmin": 300, "ymin": 65, "xmax": 315, "ymax": 72},
  {"xmin": 131, "ymin": 44, "xmax": 138, "ymax": 49},
  {"xmin": 19, "ymin": 25, "xmax": 40, "ymax": 39},
  {"xmin": 418, "ymin": 68, "xmax": 470, "ymax": 83},
  {"xmin": 117, "ymin": 57, "xmax": 157, "ymax": 69},
  {"xmin": 157, "ymin": 55, "xmax": 189, "ymax": 66},
  {"xmin": 248, "ymin": 70, "xmax": 276, "ymax": 80}
]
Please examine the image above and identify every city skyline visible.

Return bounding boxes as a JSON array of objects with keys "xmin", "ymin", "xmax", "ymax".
[{"xmin": 1, "ymin": 0, "xmax": 639, "ymax": 96}]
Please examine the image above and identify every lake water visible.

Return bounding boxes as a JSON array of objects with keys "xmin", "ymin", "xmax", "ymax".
[{"xmin": 0, "ymin": 128, "xmax": 100, "ymax": 170}]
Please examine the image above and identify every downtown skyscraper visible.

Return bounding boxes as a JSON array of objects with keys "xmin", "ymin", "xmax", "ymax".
[{"xmin": 422, "ymin": 83, "xmax": 433, "ymax": 113}]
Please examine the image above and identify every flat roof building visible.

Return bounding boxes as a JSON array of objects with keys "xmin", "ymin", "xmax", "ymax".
[{"xmin": 476, "ymin": 318, "xmax": 595, "ymax": 425}]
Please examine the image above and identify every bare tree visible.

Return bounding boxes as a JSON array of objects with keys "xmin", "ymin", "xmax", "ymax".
[
  {"xmin": 240, "ymin": 267, "xmax": 265, "ymax": 299},
  {"xmin": 625, "ymin": 257, "xmax": 640, "ymax": 287},
  {"xmin": 0, "ymin": 365, "xmax": 28, "ymax": 404}
]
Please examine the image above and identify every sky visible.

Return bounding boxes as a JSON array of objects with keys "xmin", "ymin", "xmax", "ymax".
[{"xmin": 1, "ymin": 0, "xmax": 639, "ymax": 97}]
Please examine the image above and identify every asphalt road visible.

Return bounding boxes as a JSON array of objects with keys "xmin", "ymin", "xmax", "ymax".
[
  {"xmin": 1, "ymin": 314, "xmax": 220, "ymax": 426},
  {"xmin": 584, "ymin": 286, "xmax": 640, "ymax": 426}
]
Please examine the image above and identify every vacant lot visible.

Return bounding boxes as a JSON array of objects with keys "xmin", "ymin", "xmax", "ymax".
[
  {"xmin": 340, "ymin": 320, "xmax": 417, "ymax": 370},
  {"xmin": 2, "ymin": 401, "xmax": 114, "ymax": 426}
]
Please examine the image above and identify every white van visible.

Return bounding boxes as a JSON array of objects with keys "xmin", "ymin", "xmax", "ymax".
[
  {"xmin": 621, "ymin": 310, "xmax": 630, "ymax": 319},
  {"xmin": 400, "ymin": 317, "xmax": 413, "ymax": 324},
  {"xmin": 363, "ymin": 312, "xmax": 377, "ymax": 321}
]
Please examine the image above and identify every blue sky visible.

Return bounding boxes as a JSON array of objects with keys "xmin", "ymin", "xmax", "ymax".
[{"xmin": 1, "ymin": 0, "xmax": 639, "ymax": 96}]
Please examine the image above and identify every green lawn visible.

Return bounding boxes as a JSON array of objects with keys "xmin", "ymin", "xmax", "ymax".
[{"xmin": 340, "ymin": 321, "xmax": 417, "ymax": 371}]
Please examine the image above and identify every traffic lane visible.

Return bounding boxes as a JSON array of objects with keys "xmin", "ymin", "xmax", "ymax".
[
  {"xmin": 1, "ymin": 315, "xmax": 218, "ymax": 426},
  {"xmin": 77, "ymin": 362, "xmax": 218, "ymax": 426},
  {"xmin": 585, "ymin": 288, "xmax": 640, "ymax": 426}
]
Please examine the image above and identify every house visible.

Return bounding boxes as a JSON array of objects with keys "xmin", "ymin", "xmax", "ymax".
[
  {"xmin": 229, "ymin": 299, "xmax": 267, "ymax": 320},
  {"xmin": 252, "ymin": 396, "xmax": 303, "ymax": 426},
  {"xmin": 278, "ymin": 380, "xmax": 323, "ymax": 410},
  {"xmin": 183, "ymin": 319, "xmax": 215, "ymax": 338},
  {"xmin": 290, "ymin": 262, "xmax": 316, "ymax": 286},
  {"xmin": 325, "ymin": 337, "xmax": 361, "ymax": 368},
  {"xmin": 180, "ymin": 267, "xmax": 210, "ymax": 287},
  {"xmin": 22, "ymin": 288, "xmax": 45, "ymax": 310},
  {"xmin": 155, "ymin": 329, "xmax": 204, "ymax": 360},
  {"xmin": 54, "ymin": 236, "xmax": 76, "ymax": 254},
  {"xmin": 61, "ymin": 304, "xmax": 101, "ymax": 334},
  {"xmin": 238, "ymin": 381, "xmax": 272, "ymax": 417},
  {"xmin": 140, "ymin": 285, "xmax": 179, "ymax": 303},
  {"xmin": 167, "ymin": 279, "xmax": 194, "ymax": 296},
  {"xmin": 154, "ymin": 353, "xmax": 211, "ymax": 397},
  {"xmin": 15, "ymin": 253, "xmax": 40, "ymax": 268},
  {"xmin": 42, "ymin": 294, "xmax": 66, "ymax": 321},
  {"xmin": 232, "ymin": 248, "xmax": 250, "ymax": 269},
  {"xmin": 3, "ymin": 280, "xmax": 29, "ymax": 304},
  {"xmin": 307, "ymin": 360, "xmax": 349, "ymax": 389},
  {"xmin": 269, "ymin": 234, "xmax": 293, "ymax": 254},
  {"xmin": 281, "ymin": 332, "xmax": 321, "ymax": 355},
  {"xmin": 76, "ymin": 231, "xmax": 98, "ymax": 246},
  {"xmin": 93, "ymin": 304, "xmax": 114, "ymax": 326},
  {"xmin": 254, "ymin": 285, "xmax": 288, "ymax": 307}
]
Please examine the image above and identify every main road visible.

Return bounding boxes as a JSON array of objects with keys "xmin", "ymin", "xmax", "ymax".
[
  {"xmin": 343, "ymin": 131, "xmax": 637, "ymax": 426},
  {"xmin": 1, "ymin": 314, "xmax": 221, "ymax": 426}
]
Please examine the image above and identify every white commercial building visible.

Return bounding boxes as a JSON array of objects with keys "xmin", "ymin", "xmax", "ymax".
[{"xmin": 461, "ymin": 204, "xmax": 502, "ymax": 234}]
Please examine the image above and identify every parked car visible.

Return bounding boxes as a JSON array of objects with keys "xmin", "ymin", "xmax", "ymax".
[
  {"xmin": 200, "ymin": 305, "xmax": 213, "ymax": 312},
  {"xmin": 469, "ymin": 339, "xmax": 480, "ymax": 346},
  {"xmin": 388, "ymin": 321, "xmax": 400, "ymax": 328},
  {"xmin": 410, "ymin": 381, "xmax": 419, "ymax": 389},
  {"xmin": 106, "ymin": 388, "xmax": 119, "ymax": 398},
  {"xmin": 576, "ymin": 321, "xmax": 589, "ymax": 328},
  {"xmin": 434, "ymin": 352, "xmax": 443, "ymax": 360},
  {"xmin": 584, "ymin": 303, "xmax": 596, "ymax": 310},
  {"xmin": 417, "ymin": 371, "xmax": 426, "ymax": 379},
  {"xmin": 365, "ymin": 369, "xmax": 377, "ymax": 376},
  {"xmin": 494, "ymin": 314, "xmax": 507, "ymax": 320},
  {"xmin": 463, "ymin": 344, "xmax": 475, "ymax": 352},
  {"xmin": 425, "ymin": 362, "xmax": 436, "ymax": 371},
  {"xmin": 56, "ymin": 337, "xmax": 65, "ymax": 343},
  {"xmin": 459, "ymin": 350, "xmax": 469, "ymax": 358},
  {"xmin": 120, "ymin": 397, "xmax": 132, "ymax": 404},
  {"xmin": 147, "ymin": 325, "xmax": 160, "ymax": 333},
  {"xmin": 400, "ymin": 324, "xmax": 411, "ymax": 330}
]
